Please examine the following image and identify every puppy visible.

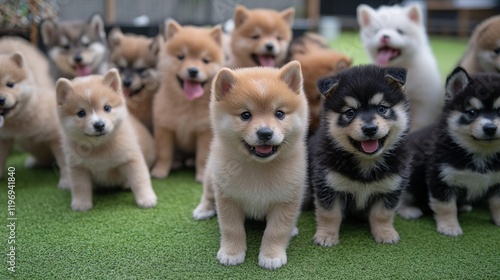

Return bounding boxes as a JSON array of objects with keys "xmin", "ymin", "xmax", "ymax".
[
  {"xmin": 399, "ymin": 67, "xmax": 500, "ymax": 236},
  {"xmin": 108, "ymin": 27, "xmax": 162, "ymax": 131},
  {"xmin": 357, "ymin": 4, "xmax": 443, "ymax": 132},
  {"xmin": 151, "ymin": 20, "xmax": 223, "ymax": 182},
  {"xmin": 460, "ymin": 15, "xmax": 500, "ymax": 74},
  {"xmin": 56, "ymin": 69, "xmax": 156, "ymax": 211},
  {"xmin": 0, "ymin": 36, "xmax": 70, "ymax": 189},
  {"xmin": 309, "ymin": 65, "xmax": 410, "ymax": 246},
  {"xmin": 192, "ymin": 61, "xmax": 309, "ymax": 270},
  {"xmin": 40, "ymin": 14, "xmax": 108, "ymax": 79},
  {"xmin": 225, "ymin": 5, "xmax": 294, "ymax": 68},
  {"xmin": 287, "ymin": 32, "xmax": 352, "ymax": 135}
]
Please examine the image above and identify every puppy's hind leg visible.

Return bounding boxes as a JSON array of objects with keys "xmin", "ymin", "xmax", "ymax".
[
  {"xmin": 193, "ymin": 172, "xmax": 216, "ymax": 220},
  {"xmin": 194, "ymin": 131, "xmax": 212, "ymax": 183},
  {"xmin": 489, "ymin": 194, "xmax": 500, "ymax": 226},
  {"xmin": 430, "ymin": 196, "xmax": 462, "ymax": 236},
  {"xmin": 151, "ymin": 127, "xmax": 175, "ymax": 179}
]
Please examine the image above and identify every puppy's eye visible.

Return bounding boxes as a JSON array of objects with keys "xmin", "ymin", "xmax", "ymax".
[
  {"xmin": 275, "ymin": 110, "xmax": 285, "ymax": 120},
  {"xmin": 6, "ymin": 81, "xmax": 14, "ymax": 88},
  {"xmin": 104, "ymin": 105, "xmax": 111, "ymax": 112},
  {"xmin": 396, "ymin": 29, "xmax": 405, "ymax": 35},
  {"xmin": 251, "ymin": 34, "xmax": 260, "ymax": 40},
  {"xmin": 202, "ymin": 58, "xmax": 210, "ymax": 64},
  {"xmin": 136, "ymin": 67, "xmax": 147, "ymax": 74},
  {"xmin": 494, "ymin": 48, "xmax": 500, "ymax": 55},
  {"xmin": 466, "ymin": 109, "xmax": 477, "ymax": 118},
  {"xmin": 377, "ymin": 105, "xmax": 388, "ymax": 115},
  {"xmin": 276, "ymin": 36, "xmax": 282, "ymax": 41},
  {"xmin": 77, "ymin": 110, "xmax": 86, "ymax": 118},
  {"xmin": 344, "ymin": 109, "xmax": 356, "ymax": 118},
  {"xmin": 240, "ymin": 111, "xmax": 252, "ymax": 121},
  {"xmin": 177, "ymin": 54, "xmax": 185, "ymax": 60}
]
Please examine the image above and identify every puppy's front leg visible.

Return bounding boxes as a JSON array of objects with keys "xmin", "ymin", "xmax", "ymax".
[
  {"xmin": 50, "ymin": 139, "xmax": 71, "ymax": 190},
  {"xmin": 194, "ymin": 130, "xmax": 212, "ymax": 183},
  {"xmin": 70, "ymin": 166, "xmax": 93, "ymax": 211},
  {"xmin": 193, "ymin": 171, "xmax": 216, "ymax": 220},
  {"xmin": 151, "ymin": 127, "xmax": 175, "ymax": 179},
  {"xmin": 122, "ymin": 159, "xmax": 157, "ymax": 208},
  {"xmin": 0, "ymin": 138, "xmax": 13, "ymax": 178},
  {"xmin": 369, "ymin": 200, "xmax": 399, "ymax": 244},
  {"xmin": 216, "ymin": 195, "xmax": 246, "ymax": 266}
]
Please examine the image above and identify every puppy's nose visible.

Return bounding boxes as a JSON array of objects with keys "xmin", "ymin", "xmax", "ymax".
[
  {"xmin": 123, "ymin": 77, "xmax": 132, "ymax": 87},
  {"xmin": 93, "ymin": 121, "xmax": 105, "ymax": 132},
  {"xmin": 74, "ymin": 53, "xmax": 83, "ymax": 63},
  {"xmin": 257, "ymin": 128, "xmax": 273, "ymax": 141},
  {"xmin": 483, "ymin": 123, "xmax": 497, "ymax": 136},
  {"xmin": 381, "ymin": 35, "xmax": 390, "ymax": 44},
  {"xmin": 0, "ymin": 95, "xmax": 5, "ymax": 106},
  {"xmin": 187, "ymin": 67, "xmax": 199, "ymax": 78},
  {"xmin": 265, "ymin": 43, "xmax": 274, "ymax": 52},
  {"xmin": 362, "ymin": 124, "xmax": 378, "ymax": 137}
]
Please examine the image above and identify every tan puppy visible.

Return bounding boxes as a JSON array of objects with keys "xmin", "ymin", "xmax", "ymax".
[
  {"xmin": 151, "ymin": 20, "xmax": 223, "ymax": 182},
  {"xmin": 193, "ymin": 61, "xmax": 309, "ymax": 270},
  {"xmin": 225, "ymin": 5, "xmax": 294, "ymax": 68},
  {"xmin": 56, "ymin": 69, "xmax": 156, "ymax": 211},
  {"xmin": 460, "ymin": 15, "xmax": 500, "ymax": 74},
  {"xmin": 0, "ymin": 37, "xmax": 70, "ymax": 189},
  {"xmin": 288, "ymin": 33, "xmax": 352, "ymax": 135},
  {"xmin": 108, "ymin": 28, "xmax": 161, "ymax": 131}
]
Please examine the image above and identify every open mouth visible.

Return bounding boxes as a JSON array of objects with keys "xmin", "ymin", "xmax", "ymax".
[
  {"xmin": 85, "ymin": 132, "xmax": 106, "ymax": 137},
  {"xmin": 471, "ymin": 136, "xmax": 499, "ymax": 142},
  {"xmin": 0, "ymin": 104, "xmax": 16, "ymax": 128},
  {"xmin": 376, "ymin": 46, "xmax": 401, "ymax": 66},
  {"xmin": 73, "ymin": 64, "xmax": 92, "ymax": 77},
  {"xmin": 123, "ymin": 85, "xmax": 145, "ymax": 98},
  {"xmin": 251, "ymin": 54, "xmax": 276, "ymax": 67},
  {"xmin": 349, "ymin": 135, "xmax": 388, "ymax": 155},
  {"xmin": 177, "ymin": 76, "xmax": 206, "ymax": 100},
  {"xmin": 243, "ymin": 141, "xmax": 279, "ymax": 158}
]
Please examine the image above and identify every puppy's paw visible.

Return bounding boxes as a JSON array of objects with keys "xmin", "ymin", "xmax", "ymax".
[
  {"xmin": 459, "ymin": 204, "xmax": 473, "ymax": 212},
  {"xmin": 398, "ymin": 206, "xmax": 423, "ymax": 219},
  {"xmin": 217, "ymin": 248, "xmax": 245, "ymax": 266},
  {"xmin": 313, "ymin": 232, "xmax": 339, "ymax": 247},
  {"xmin": 195, "ymin": 172, "xmax": 205, "ymax": 183},
  {"xmin": 437, "ymin": 223, "xmax": 463, "ymax": 237},
  {"xmin": 150, "ymin": 166, "xmax": 168, "ymax": 179},
  {"xmin": 71, "ymin": 199, "xmax": 93, "ymax": 211},
  {"xmin": 57, "ymin": 177, "xmax": 72, "ymax": 190},
  {"xmin": 24, "ymin": 156, "xmax": 39, "ymax": 168},
  {"xmin": 136, "ymin": 193, "xmax": 158, "ymax": 208},
  {"xmin": 290, "ymin": 226, "xmax": 299, "ymax": 237},
  {"xmin": 193, "ymin": 204, "xmax": 216, "ymax": 220},
  {"xmin": 373, "ymin": 228, "xmax": 400, "ymax": 244},
  {"xmin": 258, "ymin": 250, "xmax": 287, "ymax": 270},
  {"xmin": 492, "ymin": 214, "xmax": 500, "ymax": 227}
]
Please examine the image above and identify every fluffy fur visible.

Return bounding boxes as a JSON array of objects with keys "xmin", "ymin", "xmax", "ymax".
[
  {"xmin": 225, "ymin": 5, "xmax": 294, "ymax": 68},
  {"xmin": 192, "ymin": 61, "xmax": 309, "ymax": 270},
  {"xmin": 108, "ymin": 27, "xmax": 161, "ymax": 132},
  {"xmin": 287, "ymin": 32, "xmax": 352, "ymax": 135},
  {"xmin": 399, "ymin": 67, "xmax": 500, "ymax": 236},
  {"xmin": 309, "ymin": 65, "xmax": 411, "ymax": 246},
  {"xmin": 460, "ymin": 15, "xmax": 500, "ymax": 74},
  {"xmin": 151, "ymin": 20, "xmax": 224, "ymax": 182},
  {"xmin": 40, "ymin": 14, "xmax": 108, "ymax": 79},
  {"xmin": 56, "ymin": 69, "xmax": 156, "ymax": 211},
  {"xmin": 357, "ymin": 3, "xmax": 443, "ymax": 132},
  {"xmin": 0, "ymin": 36, "xmax": 70, "ymax": 189}
]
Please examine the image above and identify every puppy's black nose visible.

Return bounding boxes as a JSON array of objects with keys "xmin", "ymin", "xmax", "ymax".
[
  {"xmin": 123, "ymin": 77, "xmax": 132, "ymax": 87},
  {"xmin": 257, "ymin": 128, "xmax": 273, "ymax": 141},
  {"xmin": 187, "ymin": 67, "xmax": 199, "ymax": 78},
  {"xmin": 265, "ymin": 43, "xmax": 274, "ymax": 52},
  {"xmin": 93, "ymin": 121, "xmax": 105, "ymax": 132},
  {"xmin": 74, "ymin": 53, "xmax": 83, "ymax": 63},
  {"xmin": 0, "ymin": 95, "xmax": 5, "ymax": 106},
  {"xmin": 483, "ymin": 123, "xmax": 497, "ymax": 136},
  {"xmin": 382, "ymin": 35, "xmax": 390, "ymax": 40},
  {"xmin": 362, "ymin": 124, "xmax": 378, "ymax": 137}
]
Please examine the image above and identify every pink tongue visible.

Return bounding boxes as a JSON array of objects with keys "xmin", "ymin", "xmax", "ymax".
[
  {"xmin": 75, "ymin": 65, "xmax": 92, "ymax": 76},
  {"xmin": 361, "ymin": 140, "xmax": 379, "ymax": 154},
  {"xmin": 258, "ymin": 55, "xmax": 276, "ymax": 67},
  {"xmin": 123, "ymin": 88, "xmax": 131, "ymax": 97},
  {"xmin": 255, "ymin": 145, "xmax": 273, "ymax": 154},
  {"xmin": 183, "ymin": 80, "xmax": 204, "ymax": 100},
  {"xmin": 376, "ymin": 49, "xmax": 395, "ymax": 66},
  {"xmin": 0, "ymin": 115, "xmax": 4, "ymax": 128}
]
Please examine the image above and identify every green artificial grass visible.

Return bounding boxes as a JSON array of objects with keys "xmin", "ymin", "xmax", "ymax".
[{"xmin": 1, "ymin": 32, "xmax": 499, "ymax": 279}]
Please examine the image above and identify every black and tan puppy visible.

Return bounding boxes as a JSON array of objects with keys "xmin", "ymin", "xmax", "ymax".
[{"xmin": 309, "ymin": 65, "xmax": 411, "ymax": 246}]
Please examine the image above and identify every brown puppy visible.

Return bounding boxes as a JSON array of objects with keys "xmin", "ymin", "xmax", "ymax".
[{"xmin": 151, "ymin": 20, "xmax": 223, "ymax": 182}]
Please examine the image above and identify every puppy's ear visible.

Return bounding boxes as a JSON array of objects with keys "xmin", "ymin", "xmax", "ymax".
[
  {"xmin": 108, "ymin": 27, "xmax": 123, "ymax": 49},
  {"xmin": 280, "ymin": 7, "xmax": 295, "ymax": 26},
  {"xmin": 210, "ymin": 25, "xmax": 223, "ymax": 47},
  {"xmin": 234, "ymin": 5, "xmax": 249, "ymax": 28},
  {"xmin": 9, "ymin": 53, "xmax": 24, "ymax": 69},
  {"xmin": 357, "ymin": 4, "xmax": 376, "ymax": 28},
  {"xmin": 385, "ymin": 67, "xmax": 407, "ymax": 90},
  {"xmin": 40, "ymin": 19, "xmax": 57, "ymax": 47},
  {"xmin": 407, "ymin": 4, "xmax": 422, "ymax": 25},
  {"xmin": 103, "ymin": 69, "xmax": 122, "ymax": 94},
  {"xmin": 213, "ymin": 68, "xmax": 236, "ymax": 101},
  {"xmin": 56, "ymin": 78, "xmax": 73, "ymax": 105},
  {"xmin": 149, "ymin": 36, "xmax": 161, "ymax": 58},
  {"xmin": 317, "ymin": 76, "xmax": 338, "ymax": 98},
  {"xmin": 279, "ymin": 60, "xmax": 303, "ymax": 95},
  {"xmin": 336, "ymin": 57, "xmax": 352, "ymax": 72},
  {"xmin": 88, "ymin": 14, "xmax": 106, "ymax": 40},
  {"xmin": 445, "ymin": 66, "xmax": 470, "ymax": 100},
  {"xmin": 166, "ymin": 19, "xmax": 182, "ymax": 40}
]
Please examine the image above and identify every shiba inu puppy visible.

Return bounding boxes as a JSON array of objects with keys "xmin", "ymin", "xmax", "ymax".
[
  {"xmin": 0, "ymin": 36, "xmax": 70, "ymax": 189},
  {"xmin": 309, "ymin": 65, "xmax": 410, "ymax": 246},
  {"xmin": 192, "ymin": 61, "xmax": 309, "ymax": 270},
  {"xmin": 460, "ymin": 15, "xmax": 500, "ymax": 74},
  {"xmin": 40, "ymin": 14, "xmax": 108, "ymax": 79},
  {"xmin": 287, "ymin": 32, "xmax": 352, "ymax": 135},
  {"xmin": 151, "ymin": 20, "xmax": 223, "ymax": 182},
  {"xmin": 399, "ymin": 67, "xmax": 500, "ymax": 236},
  {"xmin": 225, "ymin": 5, "xmax": 294, "ymax": 68},
  {"xmin": 56, "ymin": 69, "xmax": 156, "ymax": 211},
  {"xmin": 108, "ymin": 27, "xmax": 161, "ymax": 131},
  {"xmin": 357, "ymin": 4, "xmax": 443, "ymax": 132}
]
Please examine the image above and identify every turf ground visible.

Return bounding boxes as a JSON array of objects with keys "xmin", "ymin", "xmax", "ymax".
[{"xmin": 1, "ymin": 32, "xmax": 499, "ymax": 279}]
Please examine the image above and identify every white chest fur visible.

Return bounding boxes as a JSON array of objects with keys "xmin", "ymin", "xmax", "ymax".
[{"xmin": 439, "ymin": 164, "xmax": 500, "ymax": 200}]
